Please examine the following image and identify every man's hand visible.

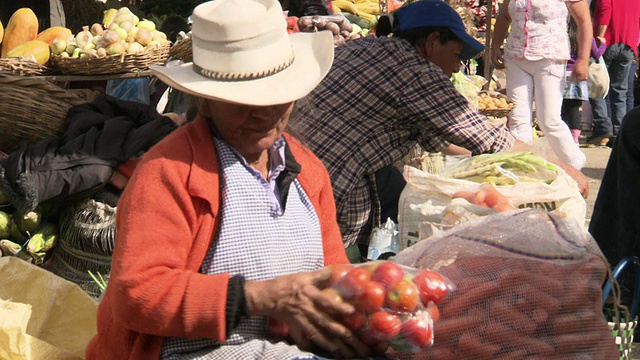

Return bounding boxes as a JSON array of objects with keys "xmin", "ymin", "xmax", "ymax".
[{"xmin": 554, "ymin": 161, "xmax": 589, "ymax": 199}]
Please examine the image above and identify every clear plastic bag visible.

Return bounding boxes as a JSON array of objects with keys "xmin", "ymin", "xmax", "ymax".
[
  {"xmin": 450, "ymin": 72, "xmax": 481, "ymax": 110},
  {"xmin": 267, "ymin": 261, "xmax": 455, "ymax": 353},
  {"xmin": 368, "ymin": 218, "xmax": 401, "ymax": 260}
]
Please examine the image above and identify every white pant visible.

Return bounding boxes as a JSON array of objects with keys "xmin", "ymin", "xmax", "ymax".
[{"xmin": 505, "ymin": 55, "xmax": 586, "ymax": 170}]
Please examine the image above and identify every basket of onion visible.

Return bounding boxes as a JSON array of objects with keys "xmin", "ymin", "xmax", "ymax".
[{"xmin": 49, "ymin": 8, "xmax": 171, "ymax": 75}]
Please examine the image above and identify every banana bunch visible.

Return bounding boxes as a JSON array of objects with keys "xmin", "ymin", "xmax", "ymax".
[{"xmin": 332, "ymin": 0, "xmax": 380, "ymax": 21}]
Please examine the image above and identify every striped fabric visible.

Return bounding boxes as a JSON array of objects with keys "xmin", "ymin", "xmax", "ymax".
[
  {"xmin": 293, "ymin": 36, "xmax": 514, "ymax": 247},
  {"xmin": 160, "ymin": 136, "xmax": 325, "ymax": 359}
]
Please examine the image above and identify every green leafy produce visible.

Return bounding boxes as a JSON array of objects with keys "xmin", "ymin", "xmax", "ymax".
[{"xmin": 442, "ymin": 152, "xmax": 558, "ymax": 186}]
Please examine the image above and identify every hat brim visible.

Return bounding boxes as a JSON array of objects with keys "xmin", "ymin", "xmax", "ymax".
[
  {"xmin": 454, "ymin": 30, "xmax": 485, "ymax": 60},
  {"xmin": 150, "ymin": 31, "xmax": 334, "ymax": 106}
]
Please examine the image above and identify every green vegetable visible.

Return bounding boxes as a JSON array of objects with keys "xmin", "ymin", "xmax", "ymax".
[
  {"xmin": 0, "ymin": 239, "xmax": 22, "ymax": 256},
  {"xmin": 0, "ymin": 211, "xmax": 11, "ymax": 238},
  {"xmin": 89, "ymin": 271, "xmax": 107, "ymax": 293},
  {"xmin": 15, "ymin": 209, "xmax": 42, "ymax": 234}
]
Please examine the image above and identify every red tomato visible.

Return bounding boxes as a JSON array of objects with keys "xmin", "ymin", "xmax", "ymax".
[
  {"xmin": 385, "ymin": 280, "xmax": 420, "ymax": 312},
  {"xmin": 371, "ymin": 261, "xmax": 405, "ymax": 291},
  {"xmin": 340, "ymin": 311, "xmax": 366, "ymax": 330},
  {"xmin": 335, "ymin": 267, "xmax": 371, "ymax": 299},
  {"xmin": 362, "ymin": 260, "xmax": 384, "ymax": 274},
  {"xmin": 353, "ymin": 281, "xmax": 386, "ymax": 313},
  {"xmin": 328, "ymin": 264, "xmax": 352, "ymax": 286},
  {"xmin": 412, "ymin": 270, "xmax": 450, "ymax": 305},
  {"xmin": 321, "ymin": 287, "xmax": 344, "ymax": 316},
  {"xmin": 367, "ymin": 311, "xmax": 402, "ymax": 341},
  {"xmin": 427, "ymin": 304, "xmax": 440, "ymax": 323},
  {"xmin": 401, "ymin": 317, "xmax": 433, "ymax": 348},
  {"xmin": 267, "ymin": 317, "xmax": 289, "ymax": 338},
  {"xmin": 355, "ymin": 328, "xmax": 380, "ymax": 345}
]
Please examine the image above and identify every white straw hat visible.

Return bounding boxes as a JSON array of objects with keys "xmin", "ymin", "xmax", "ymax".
[{"xmin": 150, "ymin": 0, "xmax": 334, "ymax": 106}]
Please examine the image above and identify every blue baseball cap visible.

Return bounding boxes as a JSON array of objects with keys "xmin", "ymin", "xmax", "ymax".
[{"xmin": 393, "ymin": 0, "xmax": 484, "ymax": 60}]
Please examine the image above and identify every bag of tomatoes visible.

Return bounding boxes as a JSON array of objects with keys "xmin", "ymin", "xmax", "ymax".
[{"xmin": 325, "ymin": 260, "xmax": 454, "ymax": 353}]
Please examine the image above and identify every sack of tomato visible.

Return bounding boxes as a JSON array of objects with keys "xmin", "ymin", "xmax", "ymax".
[{"xmin": 268, "ymin": 261, "xmax": 454, "ymax": 353}]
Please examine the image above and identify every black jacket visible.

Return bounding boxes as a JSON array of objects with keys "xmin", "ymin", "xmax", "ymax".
[{"xmin": 0, "ymin": 95, "xmax": 177, "ymax": 213}]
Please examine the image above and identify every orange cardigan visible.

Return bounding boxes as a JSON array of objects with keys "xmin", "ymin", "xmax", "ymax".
[{"xmin": 86, "ymin": 116, "xmax": 348, "ymax": 360}]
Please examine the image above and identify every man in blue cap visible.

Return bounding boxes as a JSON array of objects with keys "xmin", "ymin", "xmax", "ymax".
[{"xmin": 291, "ymin": 0, "xmax": 588, "ymax": 261}]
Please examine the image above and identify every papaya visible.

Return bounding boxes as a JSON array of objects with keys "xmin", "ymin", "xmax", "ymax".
[
  {"xmin": 36, "ymin": 26, "xmax": 72, "ymax": 46},
  {"xmin": 6, "ymin": 40, "xmax": 50, "ymax": 64},
  {"xmin": 1, "ymin": 8, "xmax": 39, "ymax": 57}
]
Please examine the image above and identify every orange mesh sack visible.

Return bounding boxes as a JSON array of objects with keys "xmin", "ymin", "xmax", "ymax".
[{"xmin": 392, "ymin": 209, "xmax": 620, "ymax": 359}]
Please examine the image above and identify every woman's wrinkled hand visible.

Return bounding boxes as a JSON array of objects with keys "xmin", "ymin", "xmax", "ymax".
[
  {"xmin": 571, "ymin": 58, "xmax": 589, "ymax": 82},
  {"xmin": 491, "ymin": 47, "xmax": 505, "ymax": 69},
  {"xmin": 245, "ymin": 267, "xmax": 380, "ymax": 359}
]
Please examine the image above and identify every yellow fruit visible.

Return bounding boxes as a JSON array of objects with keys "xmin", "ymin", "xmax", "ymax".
[
  {"xmin": 333, "ymin": 0, "xmax": 359, "ymax": 14},
  {"xmin": 6, "ymin": 40, "xmax": 50, "ymax": 64},
  {"xmin": 357, "ymin": 11, "xmax": 375, "ymax": 22},
  {"xmin": 35, "ymin": 26, "xmax": 72, "ymax": 46},
  {"xmin": 0, "ymin": 21, "xmax": 4, "ymax": 45},
  {"xmin": 1, "ymin": 8, "xmax": 39, "ymax": 57},
  {"xmin": 355, "ymin": 2, "xmax": 380, "ymax": 15},
  {"xmin": 102, "ymin": 8, "xmax": 118, "ymax": 28}
]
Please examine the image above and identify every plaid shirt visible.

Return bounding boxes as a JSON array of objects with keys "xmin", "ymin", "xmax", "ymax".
[{"xmin": 293, "ymin": 36, "xmax": 514, "ymax": 247}]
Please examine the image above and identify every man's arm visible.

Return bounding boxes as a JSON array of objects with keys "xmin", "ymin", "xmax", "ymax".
[{"xmin": 593, "ymin": 0, "xmax": 612, "ymax": 41}]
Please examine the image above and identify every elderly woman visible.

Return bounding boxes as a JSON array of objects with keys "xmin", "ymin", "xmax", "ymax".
[{"xmin": 85, "ymin": 0, "xmax": 379, "ymax": 359}]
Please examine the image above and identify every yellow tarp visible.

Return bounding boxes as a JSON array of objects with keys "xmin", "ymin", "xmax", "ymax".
[{"xmin": 0, "ymin": 257, "xmax": 97, "ymax": 359}]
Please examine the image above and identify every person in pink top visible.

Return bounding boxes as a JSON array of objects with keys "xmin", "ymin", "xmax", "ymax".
[
  {"xmin": 491, "ymin": 0, "xmax": 592, "ymax": 170},
  {"xmin": 587, "ymin": 0, "xmax": 640, "ymax": 146}
]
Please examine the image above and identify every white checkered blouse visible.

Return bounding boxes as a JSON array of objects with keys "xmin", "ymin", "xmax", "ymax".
[{"xmin": 160, "ymin": 137, "xmax": 325, "ymax": 359}]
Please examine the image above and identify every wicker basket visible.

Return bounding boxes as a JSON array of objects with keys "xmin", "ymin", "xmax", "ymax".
[
  {"xmin": 480, "ymin": 107, "xmax": 514, "ymax": 118},
  {"xmin": 49, "ymin": 42, "xmax": 171, "ymax": 75},
  {"xmin": 479, "ymin": 90, "xmax": 514, "ymax": 118},
  {"xmin": 0, "ymin": 73, "xmax": 87, "ymax": 153},
  {"xmin": 0, "ymin": 58, "xmax": 49, "ymax": 76},
  {"xmin": 168, "ymin": 37, "xmax": 192, "ymax": 63}
]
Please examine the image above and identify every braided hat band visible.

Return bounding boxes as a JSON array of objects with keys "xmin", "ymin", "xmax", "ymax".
[{"xmin": 193, "ymin": 54, "xmax": 295, "ymax": 81}]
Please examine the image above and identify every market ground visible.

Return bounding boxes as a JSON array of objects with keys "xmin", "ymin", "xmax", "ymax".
[{"xmin": 581, "ymin": 145, "xmax": 610, "ymax": 222}]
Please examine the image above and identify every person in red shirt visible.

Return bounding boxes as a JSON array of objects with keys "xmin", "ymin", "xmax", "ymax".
[{"xmin": 587, "ymin": 0, "xmax": 640, "ymax": 146}]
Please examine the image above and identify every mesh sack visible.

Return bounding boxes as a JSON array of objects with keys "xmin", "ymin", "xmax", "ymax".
[
  {"xmin": 51, "ymin": 191, "xmax": 118, "ymax": 298},
  {"xmin": 392, "ymin": 209, "xmax": 620, "ymax": 359}
]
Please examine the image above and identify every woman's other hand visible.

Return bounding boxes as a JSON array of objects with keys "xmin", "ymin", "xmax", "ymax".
[
  {"xmin": 245, "ymin": 268, "xmax": 377, "ymax": 359},
  {"xmin": 491, "ymin": 47, "xmax": 505, "ymax": 69},
  {"xmin": 571, "ymin": 58, "xmax": 589, "ymax": 82},
  {"xmin": 491, "ymin": 0, "xmax": 511, "ymax": 70}
]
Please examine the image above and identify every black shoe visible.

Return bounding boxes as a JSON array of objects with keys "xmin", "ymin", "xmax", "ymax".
[{"xmin": 587, "ymin": 133, "xmax": 613, "ymax": 145}]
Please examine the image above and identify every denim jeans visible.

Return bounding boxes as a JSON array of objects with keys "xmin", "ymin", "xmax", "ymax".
[{"xmin": 590, "ymin": 44, "xmax": 636, "ymax": 137}]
